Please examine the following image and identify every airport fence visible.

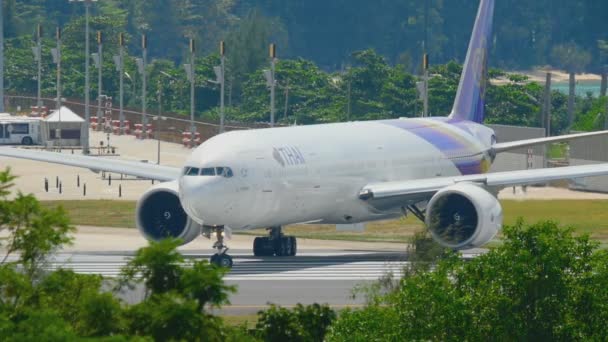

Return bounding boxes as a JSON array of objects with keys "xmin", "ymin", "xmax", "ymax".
[{"xmin": 5, "ymin": 95, "xmax": 266, "ymax": 146}]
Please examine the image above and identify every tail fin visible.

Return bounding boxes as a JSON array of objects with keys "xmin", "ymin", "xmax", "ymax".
[{"xmin": 449, "ymin": 0, "xmax": 495, "ymax": 123}]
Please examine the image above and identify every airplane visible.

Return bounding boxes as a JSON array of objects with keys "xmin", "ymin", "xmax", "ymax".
[{"xmin": 3, "ymin": 0, "xmax": 608, "ymax": 268}]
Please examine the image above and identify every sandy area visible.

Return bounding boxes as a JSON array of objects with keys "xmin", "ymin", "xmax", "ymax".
[
  {"xmin": 498, "ymin": 186, "xmax": 608, "ymax": 200},
  {"xmin": 492, "ymin": 68, "xmax": 602, "ymax": 85},
  {"xmin": 1, "ymin": 130, "xmax": 191, "ymax": 200}
]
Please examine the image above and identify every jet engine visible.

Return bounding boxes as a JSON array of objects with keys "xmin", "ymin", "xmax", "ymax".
[
  {"xmin": 425, "ymin": 183, "xmax": 502, "ymax": 250},
  {"xmin": 136, "ymin": 181, "xmax": 201, "ymax": 244}
]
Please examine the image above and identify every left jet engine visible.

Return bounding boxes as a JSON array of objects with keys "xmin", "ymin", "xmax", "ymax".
[{"xmin": 136, "ymin": 181, "xmax": 201, "ymax": 244}]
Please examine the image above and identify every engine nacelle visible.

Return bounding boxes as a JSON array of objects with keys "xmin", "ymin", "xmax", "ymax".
[
  {"xmin": 425, "ymin": 183, "xmax": 502, "ymax": 250},
  {"xmin": 136, "ymin": 180, "xmax": 201, "ymax": 244}
]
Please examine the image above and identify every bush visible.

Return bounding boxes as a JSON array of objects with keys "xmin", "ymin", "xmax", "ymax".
[
  {"xmin": 256, "ymin": 303, "xmax": 336, "ymax": 342},
  {"xmin": 327, "ymin": 220, "xmax": 608, "ymax": 341}
]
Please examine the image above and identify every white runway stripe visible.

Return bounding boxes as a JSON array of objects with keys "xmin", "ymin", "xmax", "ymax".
[{"xmin": 40, "ymin": 260, "xmax": 409, "ymax": 281}]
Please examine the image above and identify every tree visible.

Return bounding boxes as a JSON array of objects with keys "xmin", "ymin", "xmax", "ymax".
[
  {"xmin": 255, "ymin": 303, "xmax": 336, "ymax": 342},
  {"xmin": 327, "ymin": 220, "xmax": 608, "ymax": 341},
  {"xmin": 0, "ymin": 169, "xmax": 73, "ymax": 278},
  {"xmin": 551, "ymin": 42, "xmax": 592, "ymax": 130}
]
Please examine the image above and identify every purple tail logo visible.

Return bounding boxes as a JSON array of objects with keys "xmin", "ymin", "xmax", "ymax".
[{"xmin": 449, "ymin": 0, "xmax": 494, "ymax": 124}]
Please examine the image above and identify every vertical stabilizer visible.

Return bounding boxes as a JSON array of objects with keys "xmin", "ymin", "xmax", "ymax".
[{"xmin": 449, "ymin": 0, "xmax": 495, "ymax": 123}]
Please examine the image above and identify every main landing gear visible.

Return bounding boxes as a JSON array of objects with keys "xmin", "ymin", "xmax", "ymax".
[
  {"xmin": 253, "ymin": 226, "xmax": 297, "ymax": 257},
  {"xmin": 208, "ymin": 226, "xmax": 233, "ymax": 268}
]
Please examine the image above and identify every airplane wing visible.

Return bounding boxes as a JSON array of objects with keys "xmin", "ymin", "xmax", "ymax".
[
  {"xmin": 359, "ymin": 163, "xmax": 608, "ymax": 200},
  {"xmin": 493, "ymin": 130, "xmax": 608, "ymax": 153},
  {"xmin": 0, "ymin": 147, "xmax": 181, "ymax": 181}
]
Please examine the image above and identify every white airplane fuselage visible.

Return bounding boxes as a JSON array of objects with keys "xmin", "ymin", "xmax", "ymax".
[{"xmin": 178, "ymin": 117, "xmax": 496, "ymax": 230}]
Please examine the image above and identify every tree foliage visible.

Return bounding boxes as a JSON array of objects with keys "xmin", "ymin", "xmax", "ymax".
[
  {"xmin": 255, "ymin": 303, "xmax": 336, "ymax": 342},
  {"xmin": 327, "ymin": 220, "xmax": 608, "ymax": 341}
]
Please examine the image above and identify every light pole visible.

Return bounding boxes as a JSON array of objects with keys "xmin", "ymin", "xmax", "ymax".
[
  {"xmin": 69, "ymin": 0, "xmax": 97, "ymax": 154},
  {"xmin": 113, "ymin": 33, "xmax": 125, "ymax": 134},
  {"xmin": 51, "ymin": 27, "xmax": 62, "ymax": 110},
  {"xmin": 209, "ymin": 41, "xmax": 226, "ymax": 133},
  {"xmin": 136, "ymin": 34, "xmax": 148, "ymax": 138},
  {"xmin": 94, "ymin": 31, "xmax": 103, "ymax": 128},
  {"xmin": 51, "ymin": 27, "xmax": 62, "ymax": 151},
  {"xmin": 264, "ymin": 43, "xmax": 277, "ymax": 127},
  {"xmin": 33, "ymin": 24, "xmax": 42, "ymax": 113},
  {"xmin": 270, "ymin": 43, "xmax": 276, "ymax": 126},
  {"xmin": 0, "ymin": 0, "xmax": 4, "ymax": 112},
  {"xmin": 183, "ymin": 38, "xmax": 196, "ymax": 144},
  {"xmin": 154, "ymin": 71, "xmax": 174, "ymax": 163},
  {"xmin": 219, "ymin": 41, "xmax": 225, "ymax": 133},
  {"xmin": 423, "ymin": 53, "xmax": 429, "ymax": 117},
  {"xmin": 153, "ymin": 114, "xmax": 166, "ymax": 164}
]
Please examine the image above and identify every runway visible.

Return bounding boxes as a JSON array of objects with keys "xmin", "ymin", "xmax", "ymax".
[
  {"xmin": 39, "ymin": 250, "xmax": 408, "ymax": 281},
  {"xmin": 1, "ymin": 227, "xmax": 484, "ymax": 314},
  {"xmin": 12, "ymin": 247, "xmax": 483, "ymax": 314}
]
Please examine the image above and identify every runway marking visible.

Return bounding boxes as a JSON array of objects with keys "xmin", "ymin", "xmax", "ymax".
[{"xmin": 33, "ymin": 256, "xmax": 410, "ymax": 281}]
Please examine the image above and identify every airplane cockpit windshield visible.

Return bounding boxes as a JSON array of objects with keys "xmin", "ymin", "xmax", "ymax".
[{"xmin": 183, "ymin": 166, "xmax": 233, "ymax": 178}]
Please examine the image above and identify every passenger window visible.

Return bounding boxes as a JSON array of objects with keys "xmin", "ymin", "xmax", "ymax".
[
  {"xmin": 187, "ymin": 167, "xmax": 200, "ymax": 176},
  {"xmin": 201, "ymin": 168, "xmax": 216, "ymax": 176}
]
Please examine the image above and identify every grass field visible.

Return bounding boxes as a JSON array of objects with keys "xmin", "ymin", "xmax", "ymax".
[{"xmin": 40, "ymin": 199, "xmax": 608, "ymax": 245}]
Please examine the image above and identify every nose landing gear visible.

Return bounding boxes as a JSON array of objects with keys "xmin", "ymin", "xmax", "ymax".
[
  {"xmin": 253, "ymin": 226, "xmax": 297, "ymax": 257},
  {"xmin": 208, "ymin": 226, "xmax": 233, "ymax": 268}
]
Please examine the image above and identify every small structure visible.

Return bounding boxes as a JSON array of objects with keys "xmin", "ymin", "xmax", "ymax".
[{"xmin": 42, "ymin": 106, "xmax": 85, "ymax": 147}]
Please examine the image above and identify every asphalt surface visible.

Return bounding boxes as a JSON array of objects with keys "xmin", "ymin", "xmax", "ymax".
[
  {"xmin": 1, "ymin": 247, "xmax": 485, "ymax": 315},
  {"xmin": 21, "ymin": 249, "xmax": 406, "ymax": 314}
]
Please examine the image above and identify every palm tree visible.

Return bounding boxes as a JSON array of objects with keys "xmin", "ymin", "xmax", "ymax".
[
  {"xmin": 598, "ymin": 40, "xmax": 608, "ymax": 98},
  {"xmin": 551, "ymin": 42, "xmax": 592, "ymax": 131},
  {"xmin": 598, "ymin": 40, "xmax": 608, "ymax": 128}
]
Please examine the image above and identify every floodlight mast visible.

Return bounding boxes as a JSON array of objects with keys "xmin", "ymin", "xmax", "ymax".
[
  {"xmin": 140, "ymin": 34, "xmax": 148, "ymax": 138},
  {"xmin": 0, "ymin": 0, "xmax": 4, "ymax": 112},
  {"xmin": 219, "ymin": 41, "xmax": 226, "ymax": 133},
  {"xmin": 116, "ymin": 32, "xmax": 125, "ymax": 134},
  {"xmin": 35, "ymin": 24, "xmax": 42, "ymax": 113},
  {"xmin": 51, "ymin": 27, "xmax": 63, "ymax": 151},
  {"xmin": 53, "ymin": 27, "xmax": 62, "ymax": 111},
  {"xmin": 189, "ymin": 38, "xmax": 196, "ymax": 141},
  {"xmin": 69, "ymin": 0, "xmax": 98, "ymax": 154},
  {"xmin": 96, "ymin": 31, "xmax": 103, "ymax": 128},
  {"xmin": 269, "ymin": 43, "xmax": 276, "ymax": 127}
]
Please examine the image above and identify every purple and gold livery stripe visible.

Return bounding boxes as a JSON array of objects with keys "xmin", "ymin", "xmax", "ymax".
[{"xmin": 379, "ymin": 118, "xmax": 489, "ymax": 175}]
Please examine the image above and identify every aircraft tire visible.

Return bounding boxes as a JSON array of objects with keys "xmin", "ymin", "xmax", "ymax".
[
  {"xmin": 253, "ymin": 237, "xmax": 274, "ymax": 256},
  {"xmin": 210, "ymin": 253, "xmax": 233, "ymax": 268}
]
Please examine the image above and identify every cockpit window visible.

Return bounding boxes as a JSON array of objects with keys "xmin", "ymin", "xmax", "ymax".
[
  {"xmin": 224, "ymin": 168, "xmax": 234, "ymax": 178},
  {"xmin": 216, "ymin": 167, "xmax": 233, "ymax": 178},
  {"xmin": 186, "ymin": 167, "xmax": 200, "ymax": 176},
  {"xmin": 200, "ymin": 167, "xmax": 216, "ymax": 176}
]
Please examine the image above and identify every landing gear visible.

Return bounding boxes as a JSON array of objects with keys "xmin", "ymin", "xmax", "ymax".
[
  {"xmin": 253, "ymin": 226, "xmax": 297, "ymax": 257},
  {"xmin": 208, "ymin": 226, "xmax": 233, "ymax": 268},
  {"xmin": 405, "ymin": 203, "xmax": 427, "ymax": 223}
]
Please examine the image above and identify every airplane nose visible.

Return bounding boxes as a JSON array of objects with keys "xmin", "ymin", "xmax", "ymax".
[{"xmin": 178, "ymin": 176, "xmax": 226, "ymax": 225}]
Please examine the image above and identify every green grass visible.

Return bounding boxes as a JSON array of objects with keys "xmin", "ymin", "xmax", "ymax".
[
  {"xmin": 40, "ymin": 199, "xmax": 608, "ymax": 245},
  {"xmin": 547, "ymin": 143, "xmax": 567, "ymax": 160},
  {"xmin": 40, "ymin": 200, "xmax": 137, "ymax": 228},
  {"xmin": 221, "ymin": 314, "xmax": 258, "ymax": 329}
]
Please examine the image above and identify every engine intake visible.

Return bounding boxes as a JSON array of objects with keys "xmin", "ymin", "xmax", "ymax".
[
  {"xmin": 136, "ymin": 181, "xmax": 201, "ymax": 244},
  {"xmin": 425, "ymin": 183, "xmax": 502, "ymax": 250}
]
